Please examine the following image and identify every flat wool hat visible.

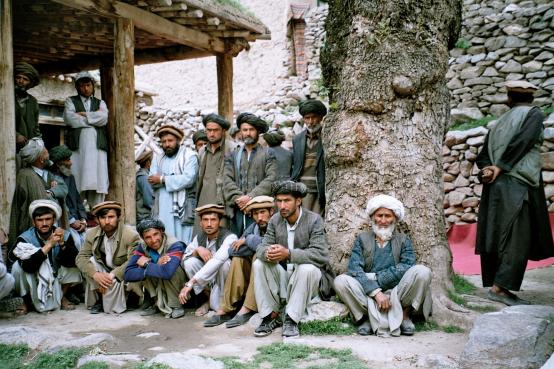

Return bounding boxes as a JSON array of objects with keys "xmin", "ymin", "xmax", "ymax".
[
  {"xmin": 244, "ymin": 196, "xmax": 274, "ymax": 213},
  {"xmin": 195, "ymin": 203, "xmax": 225, "ymax": 216},
  {"xmin": 505, "ymin": 80, "xmax": 538, "ymax": 94},
  {"xmin": 91, "ymin": 201, "xmax": 122, "ymax": 216},
  {"xmin": 157, "ymin": 125, "xmax": 184, "ymax": 141},
  {"xmin": 135, "ymin": 150, "xmax": 153, "ymax": 165}
]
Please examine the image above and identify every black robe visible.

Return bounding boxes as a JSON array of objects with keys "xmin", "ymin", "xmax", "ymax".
[{"xmin": 475, "ymin": 106, "xmax": 554, "ymax": 290}]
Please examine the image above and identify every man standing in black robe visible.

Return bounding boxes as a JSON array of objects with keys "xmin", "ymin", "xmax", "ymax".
[{"xmin": 476, "ymin": 80, "xmax": 554, "ymax": 306}]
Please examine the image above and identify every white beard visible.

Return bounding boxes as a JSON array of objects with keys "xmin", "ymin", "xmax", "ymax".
[{"xmin": 371, "ymin": 221, "xmax": 395, "ymax": 243}]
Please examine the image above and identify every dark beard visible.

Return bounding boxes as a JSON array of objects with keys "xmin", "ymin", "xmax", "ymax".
[
  {"xmin": 244, "ymin": 136, "xmax": 258, "ymax": 145},
  {"xmin": 15, "ymin": 85, "xmax": 27, "ymax": 97},
  {"xmin": 164, "ymin": 146, "xmax": 179, "ymax": 157}
]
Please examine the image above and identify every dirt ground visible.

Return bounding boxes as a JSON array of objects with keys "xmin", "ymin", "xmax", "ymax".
[{"xmin": 1, "ymin": 265, "xmax": 553, "ymax": 369}]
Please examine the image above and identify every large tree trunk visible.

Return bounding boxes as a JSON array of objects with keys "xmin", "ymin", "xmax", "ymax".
[{"xmin": 321, "ymin": 0, "xmax": 469, "ymax": 325}]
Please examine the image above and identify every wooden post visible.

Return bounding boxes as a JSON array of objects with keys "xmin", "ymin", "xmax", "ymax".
[
  {"xmin": 216, "ymin": 53, "xmax": 233, "ymax": 124},
  {"xmin": 109, "ymin": 18, "xmax": 136, "ymax": 224},
  {"xmin": 0, "ymin": 0, "xmax": 16, "ymax": 233}
]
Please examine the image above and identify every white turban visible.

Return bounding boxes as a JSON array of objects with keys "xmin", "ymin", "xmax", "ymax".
[
  {"xmin": 20, "ymin": 137, "xmax": 45, "ymax": 166},
  {"xmin": 366, "ymin": 194, "xmax": 405, "ymax": 221},
  {"xmin": 29, "ymin": 199, "xmax": 62, "ymax": 221}
]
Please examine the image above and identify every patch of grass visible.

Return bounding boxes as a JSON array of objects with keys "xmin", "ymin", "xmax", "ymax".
[
  {"xmin": 450, "ymin": 115, "xmax": 496, "ymax": 131},
  {"xmin": 27, "ymin": 347, "xmax": 88, "ymax": 369},
  {"xmin": 313, "ymin": 78, "xmax": 330, "ymax": 99},
  {"xmin": 447, "ymin": 289, "xmax": 467, "ymax": 306},
  {"xmin": 131, "ymin": 363, "xmax": 173, "ymax": 369},
  {"xmin": 0, "ymin": 343, "xmax": 29, "ymax": 369},
  {"xmin": 467, "ymin": 304, "xmax": 497, "ymax": 313},
  {"xmin": 452, "ymin": 274, "xmax": 477, "ymax": 295},
  {"xmin": 543, "ymin": 106, "xmax": 554, "ymax": 115},
  {"xmin": 415, "ymin": 320, "xmax": 463, "ymax": 334},
  {"xmin": 223, "ymin": 343, "xmax": 368, "ymax": 369},
  {"xmin": 215, "ymin": 0, "xmax": 255, "ymax": 17},
  {"xmin": 455, "ymin": 37, "xmax": 471, "ymax": 50},
  {"xmin": 80, "ymin": 362, "xmax": 109, "ymax": 369},
  {"xmin": 299, "ymin": 317, "xmax": 357, "ymax": 336}
]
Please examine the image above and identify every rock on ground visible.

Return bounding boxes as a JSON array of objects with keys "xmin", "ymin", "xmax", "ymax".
[
  {"xmin": 301, "ymin": 301, "xmax": 350, "ymax": 323},
  {"xmin": 459, "ymin": 305, "xmax": 554, "ymax": 369},
  {"xmin": 149, "ymin": 352, "xmax": 224, "ymax": 369},
  {"xmin": 416, "ymin": 354, "xmax": 460, "ymax": 369},
  {"xmin": 77, "ymin": 354, "xmax": 142, "ymax": 368}
]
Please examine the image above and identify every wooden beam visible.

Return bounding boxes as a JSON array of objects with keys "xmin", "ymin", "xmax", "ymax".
[
  {"xmin": 109, "ymin": 18, "xmax": 136, "ymax": 224},
  {"xmin": 52, "ymin": 0, "xmax": 231, "ymax": 53},
  {"xmin": 175, "ymin": 0, "xmax": 268, "ymax": 35},
  {"xmin": 0, "ymin": 0, "xmax": 16, "ymax": 233},
  {"xmin": 34, "ymin": 45, "xmax": 213, "ymax": 75},
  {"xmin": 216, "ymin": 53, "xmax": 233, "ymax": 124},
  {"xmin": 150, "ymin": 3, "xmax": 187, "ymax": 12}
]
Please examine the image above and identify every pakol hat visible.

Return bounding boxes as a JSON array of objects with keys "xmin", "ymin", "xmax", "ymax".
[
  {"xmin": 195, "ymin": 204, "xmax": 225, "ymax": 217},
  {"xmin": 157, "ymin": 125, "xmax": 184, "ymax": 141},
  {"xmin": 135, "ymin": 150, "xmax": 153, "ymax": 165},
  {"xmin": 244, "ymin": 196, "xmax": 274, "ymax": 214},
  {"xmin": 505, "ymin": 80, "xmax": 538, "ymax": 94},
  {"xmin": 91, "ymin": 201, "xmax": 122, "ymax": 217}
]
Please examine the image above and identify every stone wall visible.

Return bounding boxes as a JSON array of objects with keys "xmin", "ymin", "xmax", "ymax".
[
  {"xmin": 447, "ymin": 0, "xmax": 554, "ymax": 123},
  {"xmin": 443, "ymin": 112, "xmax": 554, "ymax": 225}
]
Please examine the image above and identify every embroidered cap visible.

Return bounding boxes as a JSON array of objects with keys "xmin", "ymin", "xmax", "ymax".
[
  {"xmin": 244, "ymin": 196, "xmax": 274, "ymax": 214},
  {"xmin": 91, "ymin": 201, "xmax": 122, "ymax": 217},
  {"xmin": 195, "ymin": 204, "xmax": 225, "ymax": 217},
  {"xmin": 157, "ymin": 125, "xmax": 184, "ymax": 141}
]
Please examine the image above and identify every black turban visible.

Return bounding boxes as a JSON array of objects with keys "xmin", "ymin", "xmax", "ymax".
[
  {"xmin": 229, "ymin": 126, "xmax": 240, "ymax": 138},
  {"xmin": 192, "ymin": 130, "xmax": 208, "ymax": 144},
  {"xmin": 299, "ymin": 100, "xmax": 327, "ymax": 117},
  {"xmin": 14, "ymin": 62, "xmax": 40, "ymax": 88},
  {"xmin": 236, "ymin": 112, "xmax": 269, "ymax": 133},
  {"xmin": 264, "ymin": 130, "xmax": 285, "ymax": 147},
  {"xmin": 203, "ymin": 113, "xmax": 230, "ymax": 130},
  {"xmin": 272, "ymin": 180, "xmax": 307, "ymax": 198},
  {"xmin": 137, "ymin": 218, "xmax": 165, "ymax": 237},
  {"xmin": 49, "ymin": 145, "xmax": 73, "ymax": 163}
]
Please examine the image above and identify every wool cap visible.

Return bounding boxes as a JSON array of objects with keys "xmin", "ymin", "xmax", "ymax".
[
  {"xmin": 366, "ymin": 194, "xmax": 405, "ymax": 221},
  {"xmin": 29, "ymin": 199, "xmax": 62, "ymax": 221},
  {"xmin": 49, "ymin": 145, "xmax": 73, "ymax": 163},
  {"xmin": 505, "ymin": 80, "xmax": 538, "ymax": 94},
  {"xmin": 196, "ymin": 203, "xmax": 225, "ymax": 216},
  {"xmin": 137, "ymin": 218, "xmax": 165, "ymax": 237},
  {"xmin": 272, "ymin": 180, "xmax": 308, "ymax": 198},
  {"xmin": 91, "ymin": 201, "xmax": 122, "ymax": 217},
  {"xmin": 192, "ymin": 129, "xmax": 208, "ymax": 144},
  {"xmin": 135, "ymin": 150, "xmax": 153, "ymax": 165},
  {"xmin": 263, "ymin": 129, "xmax": 286, "ymax": 147},
  {"xmin": 157, "ymin": 125, "xmax": 184, "ymax": 141},
  {"xmin": 244, "ymin": 196, "xmax": 274, "ymax": 214}
]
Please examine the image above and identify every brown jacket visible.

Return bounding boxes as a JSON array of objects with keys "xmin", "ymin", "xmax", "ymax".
[{"xmin": 76, "ymin": 222, "xmax": 140, "ymax": 282}]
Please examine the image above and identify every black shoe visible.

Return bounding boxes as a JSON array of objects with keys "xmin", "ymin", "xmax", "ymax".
[
  {"xmin": 65, "ymin": 293, "xmax": 81, "ymax": 305},
  {"xmin": 357, "ymin": 320, "xmax": 372, "ymax": 336},
  {"xmin": 140, "ymin": 305, "xmax": 158, "ymax": 316},
  {"xmin": 254, "ymin": 314, "xmax": 282, "ymax": 337},
  {"xmin": 90, "ymin": 301, "xmax": 104, "ymax": 314},
  {"xmin": 204, "ymin": 313, "xmax": 233, "ymax": 327},
  {"xmin": 282, "ymin": 315, "xmax": 299, "ymax": 337}
]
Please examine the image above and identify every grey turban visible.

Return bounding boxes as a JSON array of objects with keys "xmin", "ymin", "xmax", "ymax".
[
  {"xmin": 236, "ymin": 112, "xmax": 269, "ymax": 133},
  {"xmin": 137, "ymin": 218, "xmax": 165, "ymax": 237},
  {"xmin": 203, "ymin": 113, "xmax": 230, "ymax": 130},
  {"xmin": 29, "ymin": 199, "xmax": 62, "ymax": 220},
  {"xmin": 272, "ymin": 180, "xmax": 308, "ymax": 198},
  {"xmin": 14, "ymin": 62, "xmax": 40, "ymax": 88},
  {"xmin": 192, "ymin": 130, "xmax": 208, "ymax": 144},
  {"xmin": 299, "ymin": 100, "xmax": 327, "ymax": 117},
  {"xmin": 264, "ymin": 130, "xmax": 286, "ymax": 147},
  {"xmin": 20, "ymin": 137, "xmax": 45, "ymax": 166}
]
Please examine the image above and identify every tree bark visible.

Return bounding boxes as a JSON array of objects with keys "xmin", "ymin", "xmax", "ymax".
[
  {"xmin": 0, "ymin": 0, "xmax": 16, "ymax": 233},
  {"xmin": 321, "ymin": 0, "xmax": 469, "ymax": 325},
  {"xmin": 109, "ymin": 18, "xmax": 136, "ymax": 224}
]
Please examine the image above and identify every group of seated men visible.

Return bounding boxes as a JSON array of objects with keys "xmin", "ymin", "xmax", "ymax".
[{"xmin": 1, "ymin": 182, "xmax": 432, "ymax": 338}]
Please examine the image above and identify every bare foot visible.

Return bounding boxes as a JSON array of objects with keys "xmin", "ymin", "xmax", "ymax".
[{"xmin": 194, "ymin": 301, "xmax": 210, "ymax": 317}]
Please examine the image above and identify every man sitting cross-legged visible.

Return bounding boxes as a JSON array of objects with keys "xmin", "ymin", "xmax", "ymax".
[
  {"xmin": 125, "ymin": 218, "xmax": 186, "ymax": 319},
  {"xmin": 334, "ymin": 194, "xmax": 433, "ymax": 337},
  {"xmin": 253, "ymin": 181, "xmax": 332, "ymax": 338},
  {"xmin": 179, "ymin": 204, "xmax": 238, "ymax": 316},
  {"xmin": 203, "ymin": 196, "xmax": 274, "ymax": 328},
  {"xmin": 10, "ymin": 200, "xmax": 82, "ymax": 313},
  {"xmin": 76, "ymin": 201, "xmax": 141, "ymax": 314}
]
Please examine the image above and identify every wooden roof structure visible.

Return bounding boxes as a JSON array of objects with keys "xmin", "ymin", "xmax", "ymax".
[
  {"xmin": 0, "ymin": 0, "xmax": 270, "ymax": 228},
  {"xmin": 13, "ymin": 0, "xmax": 270, "ymax": 74}
]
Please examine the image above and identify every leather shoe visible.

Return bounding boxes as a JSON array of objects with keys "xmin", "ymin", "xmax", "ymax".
[
  {"xmin": 400, "ymin": 319, "xmax": 415, "ymax": 336},
  {"xmin": 140, "ymin": 305, "xmax": 158, "ymax": 316},
  {"xmin": 170, "ymin": 307, "xmax": 185, "ymax": 319},
  {"xmin": 226, "ymin": 311, "xmax": 255, "ymax": 328},
  {"xmin": 204, "ymin": 313, "xmax": 232, "ymax": 327},
  {"xmin": 90, "ymin": 301, "xmax": 104, "ymax": 314},
  {"xmin": 487, "ymin": 290, "xmax": 524, "ymax": 306}
]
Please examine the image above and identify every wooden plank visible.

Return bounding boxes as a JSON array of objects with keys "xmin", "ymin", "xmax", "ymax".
[
  {"xmin": 51, "ymin": 0, "xmax": 231, "ymax": 53},
  {"xmin": 206, "ymin": 17, "xmax": 220, "ymax": 26},
  {"xmin": 0, "ymin": 0, "xmax": 16, "ymax": 233},
  {"xmin": 109, "ymin": 18, "xmax": 136, "ymax": 224},
  {"xmin": 35, "ymin": 45, "xmax": 213, "ymax": 75},
  {"xmin": 150, "ymin": 3, "xmax": 187, "ymax": 12},
  {"xmin": 216, "ymin": 53, "xmax": 233, "ymax": 124},
  {"xmin": 210, "ymin": 30, "xmax": 250, "ymax": 38},
  {"xmin": 175, "ymin": 0, "xmax": 268, "ymax": 35}
]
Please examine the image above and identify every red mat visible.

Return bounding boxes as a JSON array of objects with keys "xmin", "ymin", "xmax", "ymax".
[{"xmin": 448, "ymin": 213, "xmax": 554, "ymax": 275}]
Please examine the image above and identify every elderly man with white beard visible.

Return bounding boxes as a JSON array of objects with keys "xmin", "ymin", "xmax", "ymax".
[{"xmin": 334, "ymin": 194, "xmax": 432, "ymax": 337}]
